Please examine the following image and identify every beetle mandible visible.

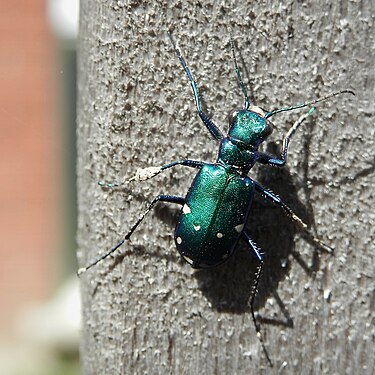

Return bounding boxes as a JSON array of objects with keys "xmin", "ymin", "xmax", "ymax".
[{"xmin": 78, "ymin": 33, "xmax": 355, "ymax": 365}]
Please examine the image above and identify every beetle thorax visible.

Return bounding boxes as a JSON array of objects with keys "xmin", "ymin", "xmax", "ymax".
[{"xmin": 217, "ymin": 137, "xmax": 257, "ymax": 172}]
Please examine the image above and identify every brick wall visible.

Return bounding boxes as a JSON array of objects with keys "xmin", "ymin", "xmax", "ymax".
[{"xmin": 0, "ymin": 1, "xmax": 59, "ymax": 334}]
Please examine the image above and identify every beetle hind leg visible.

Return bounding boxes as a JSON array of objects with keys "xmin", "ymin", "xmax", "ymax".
[
  {"xmin": 128, "ymin": 159, "xmax": 205, "ymax": 183},
  {"xmin": 242, "ymin": 231, "xmax": 273, "ymax": 367}
]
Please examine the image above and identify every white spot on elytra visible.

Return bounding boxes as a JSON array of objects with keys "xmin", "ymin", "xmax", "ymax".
[
  {"xmin": 217, "ymin": 232, "xmax": 223, "ymax": 238},
  {"xmin": 194, "ymin": 225, "xmax": 201, "ymax": 231},
  {"xmin": 176, "ymin": 237, "xmax": 182, "ymax": 244},
  {"xmin": 234, "ymin": 224, "xmax": 244, "ymax": 233},
  {"xmin": 182, "ymin": 204, "xmax": 191, "ymax": 214}
]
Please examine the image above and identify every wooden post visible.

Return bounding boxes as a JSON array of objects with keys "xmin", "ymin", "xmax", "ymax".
[{"xmin": 77, "ymin": 1, "xmax": 373, "ymax": 373}]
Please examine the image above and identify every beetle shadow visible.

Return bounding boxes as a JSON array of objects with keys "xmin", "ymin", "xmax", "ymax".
[{"xmin": 127, "ymin": 121, "xmax": 373, "ymax": 327}]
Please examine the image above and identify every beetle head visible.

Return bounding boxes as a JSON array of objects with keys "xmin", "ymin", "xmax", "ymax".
[{"xmin": 228, "ymin": 106, "xmax": 273, "ymax": 147}]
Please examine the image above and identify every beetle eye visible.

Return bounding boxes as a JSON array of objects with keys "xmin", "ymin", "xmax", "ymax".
[
  {"xmin": 261, "ymin": 121, "xmax": 273, "ymax": 139},
  {"xmin": 228, "ymin": 110, "xmax": 239, "ymax": 126}
]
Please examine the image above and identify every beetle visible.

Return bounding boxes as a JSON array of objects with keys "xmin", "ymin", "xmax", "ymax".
[{"xmin": 78, "ymin": 33, "xmax": 354, "ymax": 365}]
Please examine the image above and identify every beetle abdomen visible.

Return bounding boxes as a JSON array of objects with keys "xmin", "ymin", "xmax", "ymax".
[{"xmin": 175, "ymin": 164, "xmax": 254, "ymax": 268}]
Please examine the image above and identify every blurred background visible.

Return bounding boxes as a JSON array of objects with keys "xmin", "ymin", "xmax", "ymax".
[{"xmin": 0, "ymin": 1, "xmax": 80, "ymax": 374}]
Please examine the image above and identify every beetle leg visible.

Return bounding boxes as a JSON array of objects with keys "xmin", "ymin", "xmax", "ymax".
[
  {"xmin": 168, "ymin": 32, "xmax": 224, "ymax": 141},
  {"xmin": 254, "ymin": 181, "xmax": 333, "ymax": 254},
  {"xmin": 77, "ymin": 195, "xmax": 185, "ymax": 276},
  {"xmin": 257, "ymin": 107, "xmax": 315, "ymax": 167},
  {"xmin": 98, "ymin": 160, "xmax": 205, "ymax": 187},
  {"xmin": 128, "ymin": 159, "xmax": 205, "ymax": 182},
  {"xmin": 242, "ymin": 231, "xmax": 273, "ymax": 367}
]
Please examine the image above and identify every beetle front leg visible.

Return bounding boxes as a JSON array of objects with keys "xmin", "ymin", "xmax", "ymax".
[
  {"xmin": 168, "ymin": 33, "xmax": 224, "ymax": 141},
  {"xmin": 77, "ymin": 195, "xmax": 185, "ymax": 276},
  {"xmin": 257, "ymin": 107, "xmax": 315, "ymax": 167},
  {"xmin": 254, "ymin": 181, "xmax": 333, "ymax": 254}
]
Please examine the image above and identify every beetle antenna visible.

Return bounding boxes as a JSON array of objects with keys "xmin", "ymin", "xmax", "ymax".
[
  {"xmin": 98, "ymin": 181, "xmax": 126, "ymax": 188},
  {"xmin": 230, "ymin": 36, "xmax": 250, "ymax": 110},
  {"xmin": 265, "ymin": 89, "xmax": 355, "ymax": 118}
]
